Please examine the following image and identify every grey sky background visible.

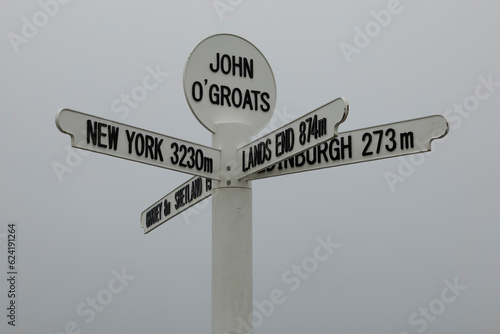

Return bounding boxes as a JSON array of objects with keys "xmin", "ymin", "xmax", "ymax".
[{"xmin": 1, "ymin": 0, "xmax": 499, "ymax": 333}]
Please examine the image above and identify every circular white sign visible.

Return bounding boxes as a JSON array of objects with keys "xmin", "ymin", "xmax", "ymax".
[{"xmin": 183, "ymin": 34, "xmax": 277, "ymax": 134}]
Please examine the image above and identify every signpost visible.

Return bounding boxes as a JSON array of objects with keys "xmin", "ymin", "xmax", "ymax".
[
  {"xmin": 238, "ymin": 97, "xmax": 349, "ymax": 179},
  {"xmin": 246, "ymin": 115, "xmax": 448, "ymax": 180},
  {"xmin": 56, "ymin": 34, "xmax": 449, "ymax": 334},
  {"xmin": 183, "ymin": 34, "xmax": 277, "ymax": 134},
  {"xmin": 56, "ymin": 109, "xmax": 221, "ymax": 179},
  {"xmin": 141, "ymin": 176, "xmax": 213, "ymax": 234}
]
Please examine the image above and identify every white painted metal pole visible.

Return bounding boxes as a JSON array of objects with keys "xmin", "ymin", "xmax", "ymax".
[{"xmin": 212, "ymin": 123, "xmax": 253, "ymax": 334}]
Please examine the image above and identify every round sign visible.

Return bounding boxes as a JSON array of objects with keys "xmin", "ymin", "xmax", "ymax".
[{"xmin": 183, "ymin": 34, "xmax": 277, "ymax": 134}]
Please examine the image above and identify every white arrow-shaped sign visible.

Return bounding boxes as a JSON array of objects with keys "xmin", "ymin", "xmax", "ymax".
[
  {"xmin": 237, "ymin": 97, "xmax": 349, "ymax": 179},
  {"xmin": 56, "ymin": 109, "xmax": 221, "ymax": 180},
  {"xmin": 246, "ymin": 115, "xmax": 449, "ymax": 180},
  {"xmin": 141, "ymin": 176, "xmax": 213, "ymax": 234}
]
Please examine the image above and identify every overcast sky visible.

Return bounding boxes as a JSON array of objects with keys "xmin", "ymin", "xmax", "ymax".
[{"xmin": 1, "ymin": 0, "xmax": 500, "ymax": 333}]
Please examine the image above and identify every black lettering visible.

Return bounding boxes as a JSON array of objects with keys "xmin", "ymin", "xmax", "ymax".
[
  {"xmin": 317, "ymin": 142, "xmax": 328, "ymax": 163},
  {"xmin": 209, "ymin": 84, "xmax": 219, "ymax": 105},
  {"xmin": 251, "ymin": 90, "xmax": 260, "ymax": 110},
  {"xmin": 98, "ymin": 122, "xmax": 107, "ymax": 148},
  {"xmin": 306, "ymin": 147, "xmax": 317, "ymax": 164},
  {"xmin": 373, "ymin": 130, "xmax": 383, "ymax": 154},
  {"xmin": 242, "ymin": 150, "xmax": 249, "ymax": 172},
  {"xmin": 206, "ymin": 159, "xmax": 214, "ymax": 174},
  {"xmin": 244, "ymin": 57, "xmax": 253, "ymax": 78},
  {"xmin": 299, "ymin": 121, "xmax": 306, "ymax": 145},
  {"xmin": 275, "ymin": 128, "xmax": 294, "ymax": 157},
  {"xmin": 248, "ymin": 147, "xmax": 255, "ymax": 168},
  {"xmin": 195, "ymin": 149, "xmax": 204, "ymax": 170},
  {"xmin": 170, "ymin": 142, "xmax": 179, "ymax": 164},
  {"xmin": 126, "ymin": 130, "xmax": 135, "ymax": 154},
  {"xmin": 220, "ymin": 85, "xmax": 231, "ymax": 106},
  {"xmin": 135, "ymin": 133, "xmax": 145, "ymax": 156},
  {"xmin": 329, "ymin": 138, "xmax": 340, "ymax": 161},
  {"xmin": 330, "ymin": 136, "xmax": 352, "ymax": 160},
  {"xmin": 280, "ymin": 160, "xmax": 290, "ymax": 170},
  {"xmin": 341, "ymin": 136, "xmax": 352, "ymax": 159},
  {"xmin": 400, "ymin": 132, "xmax": 414, "ymax": 150},
  {"xmin": 221, "ymin": 54, "xmax": 231, "ymax": 74},
  {"xmin": 232, "ymin": 55, "xmax": 242, "ymax": 77},
  {"xmin": 192, "ymin": 81, "xmax": 203, "ymax": 102},
  {"xmin": 259, "ymin": 142, "xmax": 266, "ymax": 162},
  {"xmin": 286, "ymin": 128, "xmax": 295, "ymax": 153},
  {"xmin": 190, "ymin": 180, "xmax": 197, "ymax": 200},
  {"xmin": 179, "ymin": 145, "xmax": 188, "ymax": 167},
  {"xmin": 210, "ymin": 54, "xmax": 253, "ymax": 78},
  {"xmin": 260, "ymin": 92, "xmax": 270, "ymax": 112},
  {"xmin": 187, "ymin": 146, "xmax": 195, "ymax": 168},
  {"xmin": 146, "ymin": 202, "xmax": 162, "ymax": 228},
  {"xmin": 174, "ymin": 186, "xmax": 189, "ymax": 210},
  {"xmin": 307, "ymin": 116, "xmax": 317, "ymax": 142},
  {"xmin": 87, "ymin": 120, "xmax": 98, "ymax": 145},
  {"xmin": 192, "ymin": 177, "xmax": 202, "ymax": 199},
  {"xmin": 265, "ymin": 138, "xmax": 272, "ymax": 160},
  {"xmin": 275, "ymin": 132, "xmax": 284, "ymax": 157},
  {"xmin": 285, "ymin": 157, "xmax": 295, "ymax": 169},
  {"xmin": 197, "ymin": 177, "xmax": 203, "ymax": 196},
  {"xmin": 295, "ymin": 152, "xmax": 306, "ymax": 167},
  {"xmin": 145, "ymin": 135, "xmax": 154, "ymax": 159},
  {"xmin": 185, "ymin": 184, "xmax": 192, "ymax": 203},
  {"xmin": 319, "ymin": 118, "xmax": 327, "ymax": 137},
  {"xmin": 209, "ymin": 53, "xmax": 220, "ymax": 73},
  {"xmin": 385, "ymin": 128, "xmax": 397, "ymax": 152},
  {"xmin": 174, "ymin": 189, "xmax": 182, "ymax": 210},
  {"xmin": 242, "ymin": 89, "xmax": 253, "ymax": 110},
  {"xmin": 362, "ymin": 132, "xmax": 373, "ymax": 156},
  {"xmin": 87, "ymin": 122, "xmax": 119, "ymax": 150},
  {"xmin": 253, "ymin": 143, "xmax": 262, "ymax": 166},
  {"xmin": 108, "ymin": 125, "xmax": 119, "ymax": 151},
  {"xmin": 155, "ymin": 138, "xmax": 164, "ymax": 161},
  {"xmin": 231, "ymin": 87, "xmax": 242, "ymax": 107},
  {"xmin": 163, "ymin": 199, "xmax": 171, "ymax": 216}
]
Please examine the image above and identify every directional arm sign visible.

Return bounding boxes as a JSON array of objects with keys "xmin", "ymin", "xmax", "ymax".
[
  {"xmin": 141, "ymin": 176, "xmax": 213, "ymax": 233},
  {"xmin": 237, "ymin": 97, "xmax": 349, "ymax": 179},
  {"xmin": 56, "ymin": 109, "xmax": 221, "ymax": 180},
  {"xmin": 246, "ymin": 115, "xmax": 449, "ymax": 181}
]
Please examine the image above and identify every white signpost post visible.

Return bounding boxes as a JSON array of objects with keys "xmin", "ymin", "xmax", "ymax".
[{"xmin": 56, "ymin": 33, "xmax": 449, "ymax": 334}]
